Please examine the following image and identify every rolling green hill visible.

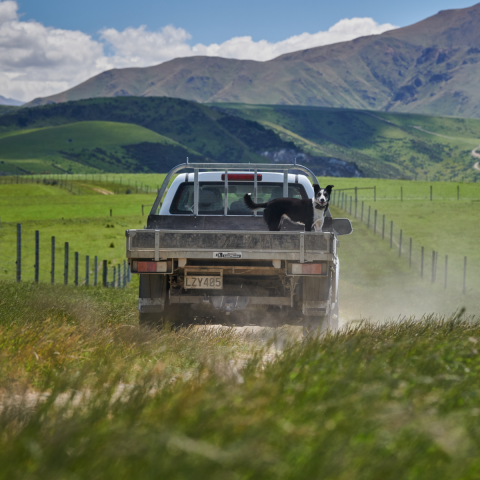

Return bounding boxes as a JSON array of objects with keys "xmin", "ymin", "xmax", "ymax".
[
  {"xmin": 1, "ymin": 97, "xmax": 480, "ymax": 179},
  {"xmin": 26, "ymin": 4, "xmax": 480, "ymax": 118},
  {"xmin": 0, "ymin": 121, "xmax": 204, "ymax": 174},
  {"xmin": 221, "ymin": 104, "xmax": 480, "ymax": 181},
  {"xmin": 0, "ymin": 97, "xmax": 295, "ymax": 174}
]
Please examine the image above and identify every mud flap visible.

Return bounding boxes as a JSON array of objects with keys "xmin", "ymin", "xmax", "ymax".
[
  {"xmin": 302, "ymin": 276, "xmax": 331, "ymax": 316},
  {"xmin": 138, "ymin": 274, "xmax": 167, "ymax": 313}
]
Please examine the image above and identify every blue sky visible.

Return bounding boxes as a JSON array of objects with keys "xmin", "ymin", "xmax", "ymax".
[
  {"xmin": 16, "ymin": 0, "xmax": 477, "ymax": 45},
  {"xmin": 1, "ymin": 0, "xmax": 477, "ymax": 101}
]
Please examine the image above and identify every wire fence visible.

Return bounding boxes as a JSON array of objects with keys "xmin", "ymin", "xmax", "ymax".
[
  {"xmin": 332, "ymin": 189, "xmax": 476, "ymax": 296},
  {"xmin": 0, "ymin": 221, "xmax": 132, "ymax": 288},
  {"xmin": 0, "ymin": 174, "xmax": 159, "ymax": 195}
]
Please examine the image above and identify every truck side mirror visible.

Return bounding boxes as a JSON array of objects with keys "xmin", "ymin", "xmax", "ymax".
[{"xmin": 332, "ymin": 218, "xmax": 353, "ymax": 235}]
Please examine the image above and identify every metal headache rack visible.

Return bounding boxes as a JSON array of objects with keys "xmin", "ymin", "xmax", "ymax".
[{"xmin": 150, "ymin": 162, "xmax": 319, "ymax": 216}]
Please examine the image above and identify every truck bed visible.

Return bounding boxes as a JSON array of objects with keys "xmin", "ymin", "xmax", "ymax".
[{"xmin": 126, "ymin": 215, "xmax": 335, "ymax": 262}]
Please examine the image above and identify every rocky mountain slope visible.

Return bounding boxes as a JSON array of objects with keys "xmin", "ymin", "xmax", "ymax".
[{"xmin": 28, "ymin": 4, "xmax": 480, "ymax": 117}]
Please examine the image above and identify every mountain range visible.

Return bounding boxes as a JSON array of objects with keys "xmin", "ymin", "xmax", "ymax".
[
  {"xmin": 0, "ymin": 95, "xmax": 23, "ymax": 106},
  {"xmin": 28, "ymin": 4, "xmax": 480, "ymax": 118}
]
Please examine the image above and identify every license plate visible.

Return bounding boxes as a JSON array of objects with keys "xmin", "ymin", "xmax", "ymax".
[{"xmin": 185, "ymin": 275, "xmax": 223, "ymax": 289}]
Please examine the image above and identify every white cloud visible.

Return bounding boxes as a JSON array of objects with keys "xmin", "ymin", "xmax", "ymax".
[
  {"xmin": 0, "ymin": 0, "xmax": 397, "ymax": 102},
  {"xmin": 190, "ymin": 17, "xmax": 397, "ymax": 61},
  {"xmin": 0, "ymin": 1, "xmax": 105, "ymax": 101},
  {"xmin": 0, "ymin": 0, "xmax": 16, "ymax": 23}
]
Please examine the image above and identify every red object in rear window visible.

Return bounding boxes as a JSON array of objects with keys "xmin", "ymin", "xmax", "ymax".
[{"xmin": 221, "ymin": 174, "xmax": 262, "ymax": 181}]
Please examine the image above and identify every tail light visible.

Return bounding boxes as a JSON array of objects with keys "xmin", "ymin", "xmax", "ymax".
[
  {"xmin": 132, "ymin": 261, "xmax": 170, "ymax": 273},
  {"xmin": 221, "ymin": 174, "xmax": 262, "ymax": 181}
]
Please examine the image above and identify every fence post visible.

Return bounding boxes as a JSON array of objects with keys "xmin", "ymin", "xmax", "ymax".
[
  {"xmin": 123, "ymin": 260, "xmax": 126, "ymax": 288},
  {"xmin": 102, "ymin": 260, "xmax": 107, "ymax": 287},
  {"xmin": 374, "ymin": 186, "xmax": 376, "ymax": 202},
  {"xmin": 374, "ymin": 210, "xmax": 377, "ymax": 235},
  {"xmin": 16, "ymin": 223, "xmax": 21, "ymax": 282},
  {"xmin": 94, "ymin": 256, "xmax": 98, "ymax": 286},
  {"xmin": 444, "ymin": 255, "xmax": 448, "ymax": 289},
  {"xmin": 390, "ymin": 221, "xmax": 393, "ymax": 249},
  {"xmin": 409, "ymin": 238, "xmax": 412, "ymax": 268},
  {"xmin": 110, "ymin": 209, "xmax": 112, "ymax": 217},
  {"xmin": 399, "ymin": 230, "xmax": 402, "ymax": 257},
  {"xmin": 349, "ymin": 196, "xmax": 352, "ymax": 215},
  {"xmin": 382, "ymin": 215, "xmax": 385, "ymax": 240},
  {"xmin": 64, "ymin": 242, "xmax": 69, "ymax": 285},
  {"xmin": 117, "ymin": 264, "xmax": 121, "ymax": 288},
  {"xmin": 86, "ymin": 255, "xmax": 89, "ymax": 286},
  {"xmin": 361, "ymin": 202, "xmax": 364, "ymax": 222},
  {"xmin": 50, "ymin": 238, "xmax": 57, "ymax": 286},
  {"xmin": 421, "ymin": 247, "xmax": 424, "ymax": 278},
  {"xmin": 74, "ymin": 252, "xmax": 79, "ymax": 286},
  {"xmin": 113, "ymin": 266, "xmax": 116, "ymax": 288},
  {"xmin": 463, "ymin": 256, "xmax": 467, "ymax": 294},
  {"xmin": 355, "ymin": 187, "xmax": 357, "ymax": 217},
  {"xmin": 367, "ymin": 206, "xmax": 371, "ymax": 228},
  {"xmin": 34, "ymin": 230, "xmax": 39, "ymax": 283}
]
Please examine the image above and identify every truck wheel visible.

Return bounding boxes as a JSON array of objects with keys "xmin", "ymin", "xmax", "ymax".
[
  {"xmin": 139, "ymin": 312, "xmax": 162, "ymax": 328},
  {"xmin": 303, "ymin": 315, "xmax": 326, "ymax": 337},
  {"xmin": 163, "ymin": 303, "xmax": 191, "ymax": 328},
  {"xmin": 303, "ymin": 314, "xmax": 332, "ymax": 337}
]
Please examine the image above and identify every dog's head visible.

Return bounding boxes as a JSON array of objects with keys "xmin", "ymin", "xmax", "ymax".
[{"xmin": 313, "ymin": 184, "xmax": 334, "ymax": 208}]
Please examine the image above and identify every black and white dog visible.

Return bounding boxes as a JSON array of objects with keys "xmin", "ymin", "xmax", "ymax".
[{"xmin": 244, "ymin": 184, "xmax": 334, "ymax": 231}]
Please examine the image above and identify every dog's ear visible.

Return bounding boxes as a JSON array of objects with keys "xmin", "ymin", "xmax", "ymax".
[
  {"xmin": 313, "ymin": 184, "xmax": 321, "ymax": 195},
  {"xmin": 325, "ymin": 185, "xmax": 334, "ymax": 194}
]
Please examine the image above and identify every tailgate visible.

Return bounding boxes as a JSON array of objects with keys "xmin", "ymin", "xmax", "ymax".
[{"xmin": 126, "ymin": 229, "xmax": 334, "ymax": 262}]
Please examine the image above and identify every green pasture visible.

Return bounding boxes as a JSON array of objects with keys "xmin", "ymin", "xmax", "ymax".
[
  {"xmin": 1, "ymin": 174, "xmax": 479, "ymax": 319},
  {"xmin": 325, "ymin": 177, "xmax": 480, "ymax": 294},
  {"xmin": 335, "ymin": 205, "xmax": 480, "ymax": 320},
  {"xmin": 0, "ymin": 182, "xmax": 157, "ymax": 283}
]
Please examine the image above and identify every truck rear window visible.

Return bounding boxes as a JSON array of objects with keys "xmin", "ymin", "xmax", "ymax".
[{"xmin": 170, "ymin": 182, "xmax": 308, "ymax": 215}]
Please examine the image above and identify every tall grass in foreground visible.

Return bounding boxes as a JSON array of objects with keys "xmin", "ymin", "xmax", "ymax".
[{"xmin": 2, "ymin": 282, "xmax": 480, "ymax": 479}]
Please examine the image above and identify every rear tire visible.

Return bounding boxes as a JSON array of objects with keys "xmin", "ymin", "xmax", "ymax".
[
  {"xmin": 303, "ymin": 305, "xmax": 340, "ymax": 337},
  {"xmin": 139, "ymin": 312, "xmax": 162, "ymax": 328},
  {"xmin": 163, "ymin": 303, "xmax": 191, "ymax": 327}
]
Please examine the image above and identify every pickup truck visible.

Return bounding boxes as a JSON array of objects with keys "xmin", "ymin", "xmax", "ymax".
[{"xmin": 125, "ymin": 162, "xmax": 352, "ymax": 334}]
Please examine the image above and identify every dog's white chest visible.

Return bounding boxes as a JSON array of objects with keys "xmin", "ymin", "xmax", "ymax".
[{"xmin": 312, "ymin": 199, "xmax": 325, "ymax": 231}]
